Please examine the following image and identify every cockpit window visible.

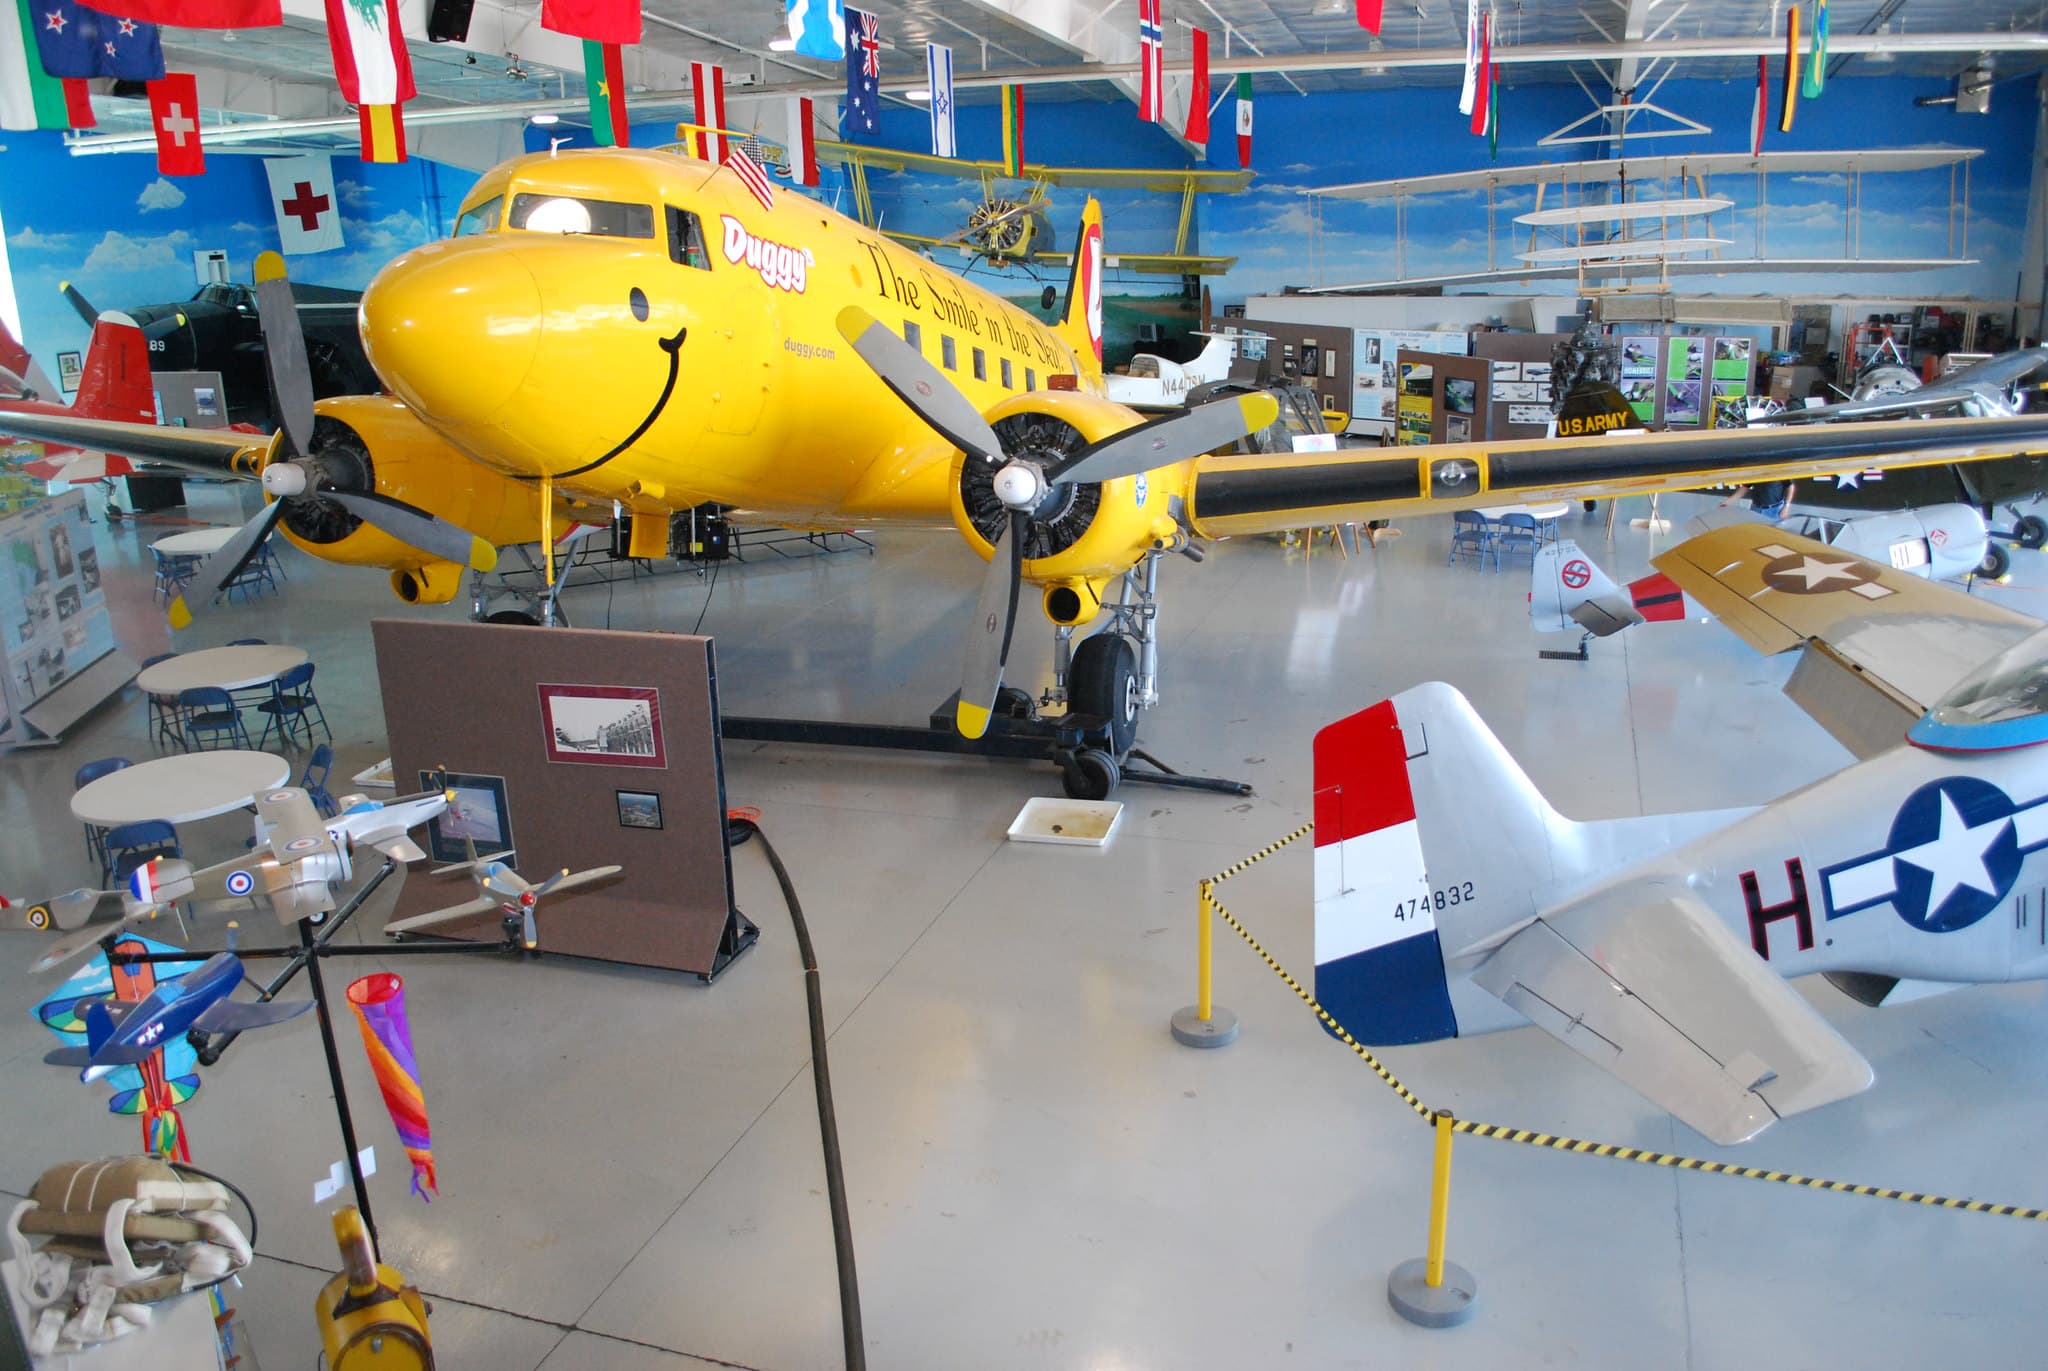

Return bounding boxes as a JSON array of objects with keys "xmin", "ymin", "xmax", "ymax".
[
  {"xmin": 1920, "ymin": 627, "xmax": 2048, "ymax": 735},
  {"xmin": 667, "ymin": 206, "xmax": 711, "ymax": 269},
  {"xmin": 453, "ymin": 195, "xmax": 504, "ymax": 237},
  {"xmin": 508, "ymin": 193, "xmax": 654, "ymax": 239}
]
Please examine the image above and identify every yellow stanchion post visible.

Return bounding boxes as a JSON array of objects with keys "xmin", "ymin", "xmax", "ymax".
[
  {"xmin": 1170, "ymin": 878, "xmax": 1239, "ymax": 1047},
  {"xmin": 1388, "ymin": 1110, "xmax": 1478, "ymax": 1328}
]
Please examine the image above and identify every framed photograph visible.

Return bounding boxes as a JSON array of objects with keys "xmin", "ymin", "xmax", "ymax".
[
  {"xmin": 538, "ymin": 683, "xmax": 667, "ymax": 768},
  {"xmin": 420, "ymin": 770, "xmax": 514, "ymax": 865},
  {"xmin": 56, "ymin": 351, "xmax": 81, "ymax": 393},
  {"xmin": 1443, "ymin": 377, "xmax": 1477, "ymax": 415},
  {"xmin": 616, "ymin": 789, "xmax": 663, "ymax": 830}
]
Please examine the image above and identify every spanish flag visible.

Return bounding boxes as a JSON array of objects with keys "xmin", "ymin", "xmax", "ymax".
[
  {"xmin": 359, "ymin": 101, "xmax": 404, "ymax": 163},
  {"xmin": 999, "ymin": 83, "xmax": 1023, "ymax": 178},
  {"xmin": 584, "ymin": 40, "xmax": 627, "ymax": 146}
]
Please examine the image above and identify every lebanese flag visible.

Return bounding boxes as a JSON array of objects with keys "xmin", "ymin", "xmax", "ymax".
[
  {"xmin": 1356, "ymin": 0, "xmax": 1382, "ymax": 32},
  {"xmin": 1234, "ymin": 72, "xmax": 1252, "ymax": 167},
  {"xmin": 324, "ymin": 0, "xmax": 412, "ymax": 104},
  {"xmin": 1750, "ymin": 55, "xmax": 1766, "ymax": 155},
  {"xmin": 584, "ymin": 40, "xmax": 626, "ymax": 146},
  {"xmin": 1469, "ymin": 13, "xmax": 1490, "ymax": 136},
  {"xmin": 148, "ymin": 71, "xmax": 203, "ymax": 176},
  {"xmin": 541, "ymin": 0, "xmax": 637, "ymax": 45},
  {"xmin": 1183, "ymin": 26, "xmax": 1209, "ymax": 144},
  {"xmin": 102, "ymin": 0, "xmax": 277, "ymax": 27},
  {"xmin": 786, "ymin": 95, "xmax": 818, "ymax": 185},
  {"xmin": 691, "ymin": 61, "xmax": 726, "ymax": 161}
]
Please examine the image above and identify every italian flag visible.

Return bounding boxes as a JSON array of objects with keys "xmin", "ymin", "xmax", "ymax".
[{"xmin": 0, "ymin": 0, "xmax": 84, "ymax": 130}]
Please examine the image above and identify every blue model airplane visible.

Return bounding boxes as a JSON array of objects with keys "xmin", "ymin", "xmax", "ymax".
[{"xmin": 44, "ymin": 952, "xmax": 312, "ymax": 1084}]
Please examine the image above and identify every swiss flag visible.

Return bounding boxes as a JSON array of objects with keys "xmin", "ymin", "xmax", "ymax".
[{"xmin": 148, "ymin": 73, "xmax": 204, "ymax": 176}]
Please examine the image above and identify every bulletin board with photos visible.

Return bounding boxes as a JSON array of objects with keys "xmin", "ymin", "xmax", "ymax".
[{"xmin": 0, "ymin": 489, "xmax": 117, "ymax": 716}]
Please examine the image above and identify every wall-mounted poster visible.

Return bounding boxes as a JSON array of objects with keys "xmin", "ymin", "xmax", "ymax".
[
  {"xmin": 1444, "ymin": 377, "xmax": 1477, "ymax": 415},
  {"xmin": 1662, "ymin": 338, "xmax": 1705, "ymax": 427},
  {"xmin": 1671, "ymin": 338, "xmax": 1705, "ymax": 383},
  {"xmin": 1445, "ymin": 415, "xmax": 1471, "ymax": 443},
  {"xmin": 1396, "ymin": 360, "xmax": 1435, "ymax": 445},
  {"xmin": 1712, "ymin": 336, "xmax": 1753, "ymax": 380},
  {"xmin": 616, "ymin": 790, "xmax": 663, "ymax": 830},
  {"xmin": 0, "ymin": 489, "xmax": 116, "ymax": 708},
  {"xmin": 538, "ymin": 683, "xmax": 667, "ymax": 768},
  {"xmin": 1491, "ymin": 360, "xmax": 1521, "ymax": 382},
  {"xmin": 1352, "ymin": 329, "xmax": 1468, "ymax": 434},
  {"xmin": 1622, "ymin": 378, "xmax": 1658, "ymax": 424},
  {"xmin": 1507, "ymin": 404, "xmax": 1551, "ymax": 426},
  {"xmin": 1620, "ymin": 336, "xmax": 1659, "ymax": 379},
  {"xmin": 421, "ymin": 770, "xmax": 514, "ymax": 866},
  {"xmin": 1666, "ymin": 381, "xmax": 1703, "ymax": 425},
  {"xmin": 1711, "ymin": 377, "xmax": 1749, "ymax": 427}
]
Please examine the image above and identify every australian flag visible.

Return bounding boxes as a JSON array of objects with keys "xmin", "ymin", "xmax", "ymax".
[
  {"xmin": 844, "ymin": 6, "xmax": 879, "ymax": 137},
  {"xmin": 32, "ymin": 0, "xmax": 164, "ymax": 80}
]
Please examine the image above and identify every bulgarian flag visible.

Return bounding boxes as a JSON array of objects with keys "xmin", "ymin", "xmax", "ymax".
[
  {"xmin": 325, "ymin": 0, "xmax": 415, "ymax": 163},
  {"xmin": 1780, "ymin": 5, "xmax": 1799, "ymax": 133},
  {"xmin": 583, "ymin": 40, "xmax": 626, "ymax": 146},
  {"xmin": 0, "ymin": 0, "xmax": 74, "ymax": 130},
  {"xmin": 1233, "ymin": 72, "xmax": 1252, "ymax": 168},
  {"xmin": 999, "ymin": 83, "xmax": 1023, "ymax": 177}
]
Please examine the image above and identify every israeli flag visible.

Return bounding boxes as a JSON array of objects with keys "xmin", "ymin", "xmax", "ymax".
[
  {"xmin": 927, "ymin": 42, "xmax": 955, "ymax": 157},
  {"xmin": 787, "ymin": 0, "xmax": 845, "ymax": 60}
]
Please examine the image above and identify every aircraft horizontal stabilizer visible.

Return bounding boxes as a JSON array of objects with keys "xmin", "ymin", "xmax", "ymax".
[
  {"xmin": 42, "ymin": 1047, "xmax": 93, "ymax": 1068},
  {"xmin": 386, "ymin": 896, "xmax": 499, "ymax": 936},
  {"xmin": 192, "ymin": 996, "xmax": 315, "ymax": 1034},
  {"xmin": 1473, "ymin": 889, "xmax": 1874, "ymax": 1145},
  {"xmin": 371, "ymin": 834, "xmax": 428, "ymax": 864}
]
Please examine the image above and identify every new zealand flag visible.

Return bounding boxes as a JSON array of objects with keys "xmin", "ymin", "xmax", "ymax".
[
  {"xmin": 32, "ymin": 0, "xmax": 164, "ymax": 80},
  {"xmin": 844, "ymin": 7, "xmax": 879, "ymax": 136}
]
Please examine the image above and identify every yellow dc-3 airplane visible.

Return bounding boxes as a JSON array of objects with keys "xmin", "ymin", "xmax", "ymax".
[{"xmin": 12, "ymin": 142, "xmax": 2048, "ymax": 762}]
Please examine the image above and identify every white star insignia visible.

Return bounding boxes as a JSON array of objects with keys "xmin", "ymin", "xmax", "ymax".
[
  {"xmin": 1894, "ymin": 792, "xmax": 2006, "ymax": 918},
  {"xmin": 1777, "ymin": 556, "xmax": 1862, "ymax": 589}
]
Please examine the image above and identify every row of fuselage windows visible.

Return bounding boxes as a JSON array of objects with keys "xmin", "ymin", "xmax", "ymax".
[{"xmin": 902, "ymin": 319, "xmax": 1037, "ymax": 393}]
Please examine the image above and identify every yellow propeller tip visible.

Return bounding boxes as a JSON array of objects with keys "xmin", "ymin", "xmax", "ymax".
[
  {"xmin": 254, "ymin": 250, "xmax": 288, "ymax": 283},
  {"xmin": 834, "ymin": 304, "xmax": 876, "ymax": 341},
  {"xmin": 956, "ymin": 701, "xmax": 993, "ymax": 740},
  {"xmin": 470, "ymin": 541, "xmax": 500, "ymax": 573}
]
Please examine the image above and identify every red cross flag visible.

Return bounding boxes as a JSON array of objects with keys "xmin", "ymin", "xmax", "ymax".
[
  {"xmin": 147, "ymin": 71, "xmax": 202, "ymax": 175},
  {"xmin": 262, "ymin": 154, "xmax": 344, "ymax": 254}
]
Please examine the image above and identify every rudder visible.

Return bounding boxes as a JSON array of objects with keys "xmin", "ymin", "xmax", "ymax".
[
  {"xmin": 74, "ymin": 312, "xmax": 156, "ymax": 424},
  {"xmin": 1055, "ymin": 197, "xmax": 1104, "ymax": 371}
]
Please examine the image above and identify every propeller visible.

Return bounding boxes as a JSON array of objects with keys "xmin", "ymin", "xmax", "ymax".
[
  {"xmin": 938, "ymin": 197, "xmax": 1051, "ymax": 256},
  {"xmin": 835, "ymin": 304, "xmax": 1277, "ymax": 739},
  {"xmin": 59, "ymin": 282, "xmax": 185, "ymax": 343},
  {"xmin": 167, "ymin": 251, "xmax": 497, "ymax": 630}
]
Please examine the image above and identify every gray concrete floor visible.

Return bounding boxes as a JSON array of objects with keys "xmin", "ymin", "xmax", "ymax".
[{"xmin": 3, "ymin": 483, "xmax": 2046, "ymax": 1369}]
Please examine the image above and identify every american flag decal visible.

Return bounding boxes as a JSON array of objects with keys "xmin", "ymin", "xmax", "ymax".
[{"xmin": 724, "ymin": 143, "xmax": 776, "ymax": 210}]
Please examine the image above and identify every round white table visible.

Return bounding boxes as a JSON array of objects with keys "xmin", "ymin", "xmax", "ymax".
[
  {"xmin": 1477, "ymin": 502, "xmax": 1571, "ymax": 521},
  {"xmin": 136, "ymin": 644, "xmax": 308, "ymax": 695},
  {"xmin": 70, "ymin": 750, "xmax": 291, "ymax": 826},
  {"xmin": 151, "ymin": 527, "xmax": 239, "ymax": 558}
]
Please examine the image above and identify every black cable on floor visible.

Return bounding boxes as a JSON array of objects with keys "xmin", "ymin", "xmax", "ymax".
[{"xmin": 727, "ymin": 815, "xmax": 865, "ymax": 1371}]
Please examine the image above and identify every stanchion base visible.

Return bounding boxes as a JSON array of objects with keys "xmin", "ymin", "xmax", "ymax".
[
  {"xmin": 1387, "ymin": 1257, "xmax": 1477, "ymax": 1328},
  {"xmin": 1170, "ymin": 1005, "xmax": 1240, "ymax": 1048}
]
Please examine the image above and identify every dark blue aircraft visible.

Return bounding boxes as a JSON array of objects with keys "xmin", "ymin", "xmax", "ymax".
[{"xmin": 45, "ymin": 952, "xmax": 311, "ymax": 1083}]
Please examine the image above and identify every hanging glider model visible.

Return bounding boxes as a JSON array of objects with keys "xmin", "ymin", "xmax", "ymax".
[
  {"xmin": 1319, "ymin": 521, "xmax": 2048, "ymax": 1144},
  {"xmin": 6, "ymin": 146, "xmax": 2048, "ymax": 756}
]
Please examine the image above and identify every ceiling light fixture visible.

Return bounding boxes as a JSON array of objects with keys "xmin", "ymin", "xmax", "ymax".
[
  {"xmin": 906, "ymin": 88, "xmax": 931, "ymax": 101},
  {"xmin": 530, "ymin": 112, "xmax": 559, "ymax": 124}
]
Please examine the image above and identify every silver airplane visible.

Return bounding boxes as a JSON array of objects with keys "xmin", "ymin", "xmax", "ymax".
[
  {"xmin": 1750, "ymin": 346, "xmax": 2048, "ymax": 425},
  {"xmin": 1316, "ymin": 520, "xmax": 2048, "ymax": 1144},
  {"xmin": 386, "ymin": 838, "xmax": 621, "ymax": 950}
]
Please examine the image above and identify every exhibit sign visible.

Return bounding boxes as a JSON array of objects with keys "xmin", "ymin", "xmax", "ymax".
[
  {"xmin": 1666, "ymin": 337, "xmax": 1705, "ymax": 426},
  {"xmin": 0, "ymin": 489, "xmax": 117, "ymax": 725},
  {"xmin": 1619, "ymin": 335, "xmax": 1660, "ymax": 423},
  {"xmin": 1351, "ymin": 328, "xmax": 1467, "ymax": 435},
  {"xmin": 1711, "ymin": 336, "xmax": 1754, "ymax": 426},
  {"xmin": 1396, "ymin": 360, "xmax": 1435, "ymax": 445}
]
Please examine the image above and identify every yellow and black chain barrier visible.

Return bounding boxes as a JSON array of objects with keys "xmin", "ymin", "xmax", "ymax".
[{"xmin": 1199, "ymin": 824, "xmax": 2048, "ymax": 1223}]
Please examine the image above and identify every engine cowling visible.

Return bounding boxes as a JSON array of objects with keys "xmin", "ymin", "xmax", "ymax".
[{"xmin": 948, "ymin": 392, "xmax": 1190, "ymax": 627}]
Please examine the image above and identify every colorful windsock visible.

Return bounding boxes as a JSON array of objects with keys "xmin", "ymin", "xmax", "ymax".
[{"xmin": 346, "ymin": 973, "xmax": 438, "ymax": 1200}]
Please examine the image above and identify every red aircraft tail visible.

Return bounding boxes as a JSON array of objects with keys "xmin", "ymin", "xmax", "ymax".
[
  {"xmin": 0, "ymin": 317, "xmax": 35, "ymax": 389},
  {"xmin": 73, "ymin": 312, "xmax": 156, "ymax": 424}
]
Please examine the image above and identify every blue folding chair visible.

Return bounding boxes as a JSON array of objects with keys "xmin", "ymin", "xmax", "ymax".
[
  {"xmin": 1493, "ymin": 512, "xmax": 1543, "ymax": 565},
  {"xmin": 137, "ymin": 653, "xmax": 185, "ymax": 750},
  {"xmin": 300, "ymin": 743, "xmax": 338, "ymax": 817},
  {"xmin": 257, "ymin": 661, "xmax": 331, "ymax": 749},
  {"xmin": 74, "ymin": 756, "xmax": 131, "ymax": 869},
  {"xmin": 1448, "ymin": 510, "xmax": 1497, "ymax": 569},
  {"xmin": 178, "ymin": 686, "xmax": 252, "ymax": 751},
  {"xmin": 101, "ymin": 819, "xmax": 180, "ymax": 888},
  {"xmin": 151, "ymin": 549, "xmax": 197, "ymax": 605}
]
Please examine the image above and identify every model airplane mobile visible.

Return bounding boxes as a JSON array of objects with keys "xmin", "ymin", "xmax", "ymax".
[
  {"xmin": 385, "ymin": 838, "xmax": 622, "ymax": 950},
  {"xmin": 0, "ymin": 313, "xmax": 156, "ymax": 483},
  {"xmin": 25, "ymin": 785, "xmax": 449, "ymax": 972},
  {"xmin": 1317, "ymin": 520, "xmax": 2048, "ymax": 1145},
  {"xmin": 44, "ymin": 951, "xmax": 311, "ymax": 1083},
  {"xmin": 9, "ymin": 148, "xmax": 2048, "ymax": 750}
]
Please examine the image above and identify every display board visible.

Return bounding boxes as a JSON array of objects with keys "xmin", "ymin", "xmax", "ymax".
[
  {"xmin": 371, "ymin": 620, "xmax": 755, "ymax": 980},
  {"xmin": 0, "ymin": 489, "xmax": 129, "ymax": 743},
  {"xmin": 1351, "ymin": 328, "xmax": 1468, "ymax": 437},
  {"xmin": 1473, "ymin": 333, "xmax": 1570, "ymax": 441},
  {"xmin": 0, "ymin": 445, "xmax": 43, "ymax": 516}
]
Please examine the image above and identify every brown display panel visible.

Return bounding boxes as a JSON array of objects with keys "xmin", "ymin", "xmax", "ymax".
[{"xmin": 371, "ymin": 620, "xmax": 746, "ymax": 978}]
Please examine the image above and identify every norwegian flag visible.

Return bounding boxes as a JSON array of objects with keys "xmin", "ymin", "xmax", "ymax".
[
  {"xmin": 1137, "ymin": 0, "xmax": 1162, "ymax": 123},
  {"xmin": 724, "ymin": 142, "xmax": 775, "ymax": 210}
]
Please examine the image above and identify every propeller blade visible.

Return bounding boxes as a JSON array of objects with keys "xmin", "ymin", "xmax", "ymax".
[
  {"xmin": 167, "ymin": 501, "xmax": 287, "ymax": 631},
  {"xmin": 254, "ymin": 250, "xmax": 316, "ymax": 459},
  {"xmin": 1049, "ymin": 392, "xmax": 1279, "ymax": 487},
  {"xmin": 835, "ymin": 305, "xmax": 1005, "ymax": 466},
  {"xmin": 59, "ymin": 280, "xmax": 98, "ymax": 327},
  {"xmin": 532, "ymin": 869, "xmax": 569, "ymax": 897},
  {"xmin": 957, "ymin": 509, "xmax": 1024, "ymax": 740},
  {"xmin": 522, "ymin": 905, "xmax": 538, "ymax": 950},
  {"xmin": 327, "ymin": 491, "xmax": 499, "ymax": 572},
  {"xmin": 0, "ymin": 410, "xmax": 269, "ymax": 479}
]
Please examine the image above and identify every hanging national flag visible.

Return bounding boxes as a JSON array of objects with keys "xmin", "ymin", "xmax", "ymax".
[
  {"xmin": 691, "ymin": 60, "xmax": 725, "ymax": 161},
  {"xmin": 926, "ymin": 41, "xmax": 954, "ymax": 156},
  {"xmin": 0, "ymin": 0, "xmax": 73, "ymax": 130},
  {"xmin": 1234, "ymin": 71, "xmax": 1252, "ymax": 168},
  {"xmin": 785, "ymin": 95, "xmax": 818, "ymax": 185},
  {"xmin": 1356, "ymin": 0, "xmax": 1382, "ymax": 33},
  {"xmin": 1750, "ymin": 54, "xmax": 1766, "ymax": 156},
  {"xmin": 1459, "ymin": 0, "xmax": 1481, "ymax": 117},
  {"xmin": 541, "ymin": 0, "xmax": 635, "ymax": 45},
  {"xmin": 583, "ymin": 40, "xmax": 626, "ymax": 146},
  {"xmin": 1469, "ymin": 12, "xmax": 1491, "ymax": 135},
  {"xmin": 1183, "ymin": 26, "xmax": 1209, "ymax": 144},
  {"xmin": 844, "ymin": 7, "xmax": 878, "ymax": 136},
  {"xmin": 999, "ymin": 83, "xmax": 1023, "ymax": 176},
  {"xmin": 724, "ymin": 142, "xmax": 775, "ymax": 211},
  {"xmin": 1780, "ymin": 5, "xmax": 1799, "ymax": 133},
  {"xmin": 148, "ymin": 70, "xmax": 202, "ymax": 176},
  {"xmin": 92, "ymin": 0, "xmax": 274, "ymax": 27},
  {"xmin": 32, "ymin": 1, "xmax": 162, "ymax": 80},
  {"xmin": 263, "ymin": 154, "xmax": 344, "ymax": 254},
  {"xmin": 323, "ymin": 0, "xmax": 412, "ymax": 163},
  {"xmin": 786, "ymin": 0, "xmax": 843, "ymax": 61},
  {"xmin": 1137, "ymin": 0, "xmax": 1161, "ymax": 123},
  {"xmin": 358, "ymin": 100, "xmax": 402, "ymax": 162},
  {"xmin": 1801, "ymin": 0, "xmax": 1828, "ymax": 98}
]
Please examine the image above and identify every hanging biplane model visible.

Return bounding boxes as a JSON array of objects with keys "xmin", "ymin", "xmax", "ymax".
[
  {"xmin": 7, "ymin": 144, "xmax": 2048, "ymax": 795},
  {"xmin": 1317, "ymin": 520, "xmax": 2048, "ymax": 1144}
]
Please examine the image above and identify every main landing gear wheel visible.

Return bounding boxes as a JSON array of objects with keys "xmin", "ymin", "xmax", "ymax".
[
  {"xmin": 995, "ymin": 686, "xmax": 1037, "ymax": 721},
  {"xmin": 1062, "ymin": 748, "xmax": 1121, "ymax": 801},
  {"xmin": 484, "ymin": 610, "xmax": 542, "ymax": 626},
  {"xmin": 1980, "ymin": 542, "xmax": 2012, "ymax": 581},
  {"xmin": 2016, "ymin": 514, "xmax": 2048, "ymax": 550},
  {"xmin": 1070, "ymin": 633, "xmax": 1140, "ymax": 755}
]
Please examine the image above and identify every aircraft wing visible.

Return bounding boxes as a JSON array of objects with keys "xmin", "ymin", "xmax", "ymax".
[
  {"xmin": 1761, "ymin": 348, "xmax": 2048, "ymax": 425},
  {"xmin": 385, "ymin": 896, "xmax": 499, "ymax": 936},
  {"xmin": 191, "ymin": 996, "xmax": 314, "ymax": 1034},
  {"xmin": 1472, "ymin": 887, "xmax": 1874, "ymax": 1145},
  {"xmin": 0, "ymin": 410, "xmax": 266, "ymax": 479},
  {"xmin": 813, "ymin": 139, "xmax": 1253, "ymax": 193},
  {"xmin": 29, "ymin": 907, "xmax": 164, "ymax": 974},
  {"xmin": 4, "ymin": 888, "xmax": 108, "ymax": 933},
  {"xmin": 1653, "ymin": 523, "xmax": 2038, "ymax": 756},
  {"xmin": 548, "ymin": 865, "xmax": 623, "ymax": 895},
  {"xmin": 255, "ymin": 788, "xmax": 338, "ymax": 863},
  {"xmin": 370, "ymin": 834, "xmax": 428, "ymax": 864}
]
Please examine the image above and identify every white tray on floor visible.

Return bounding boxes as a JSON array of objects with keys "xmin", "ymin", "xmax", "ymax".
[
  {"xmin": 351, "ymin": 758, "xmax": 395, "ymax": 791},
  {"xmin": 1007, "ymin": 796, "xmax": 1123, "ymax": 846}
]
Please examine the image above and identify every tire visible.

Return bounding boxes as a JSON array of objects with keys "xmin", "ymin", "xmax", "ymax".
[
  {"xmin": 484, "ymin": 609, "xmax": 541, "ymax": 626},
  {"xmin": 2017, "ymin": 514, "xmax": 2047, "ymax": 550},
  {"xmin": 1069, "ymin": 633, "xmax": 1140, "ymax": 755},
  {"xmin": 1980, "ymin": 542, "xmax": 2012, "ymax": 581},
  {"xmin": 995, "ymin": 686, "xmax": 1037, "ymax": 721},
  {"xmin": 1063, "ymin": 748, "xmax": 1120, "ymax": 801}
]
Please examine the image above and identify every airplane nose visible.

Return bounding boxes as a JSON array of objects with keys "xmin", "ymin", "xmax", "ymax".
[{"xmin": 361, "ymin": 243, "xmax": 541, "ymax": 427}]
